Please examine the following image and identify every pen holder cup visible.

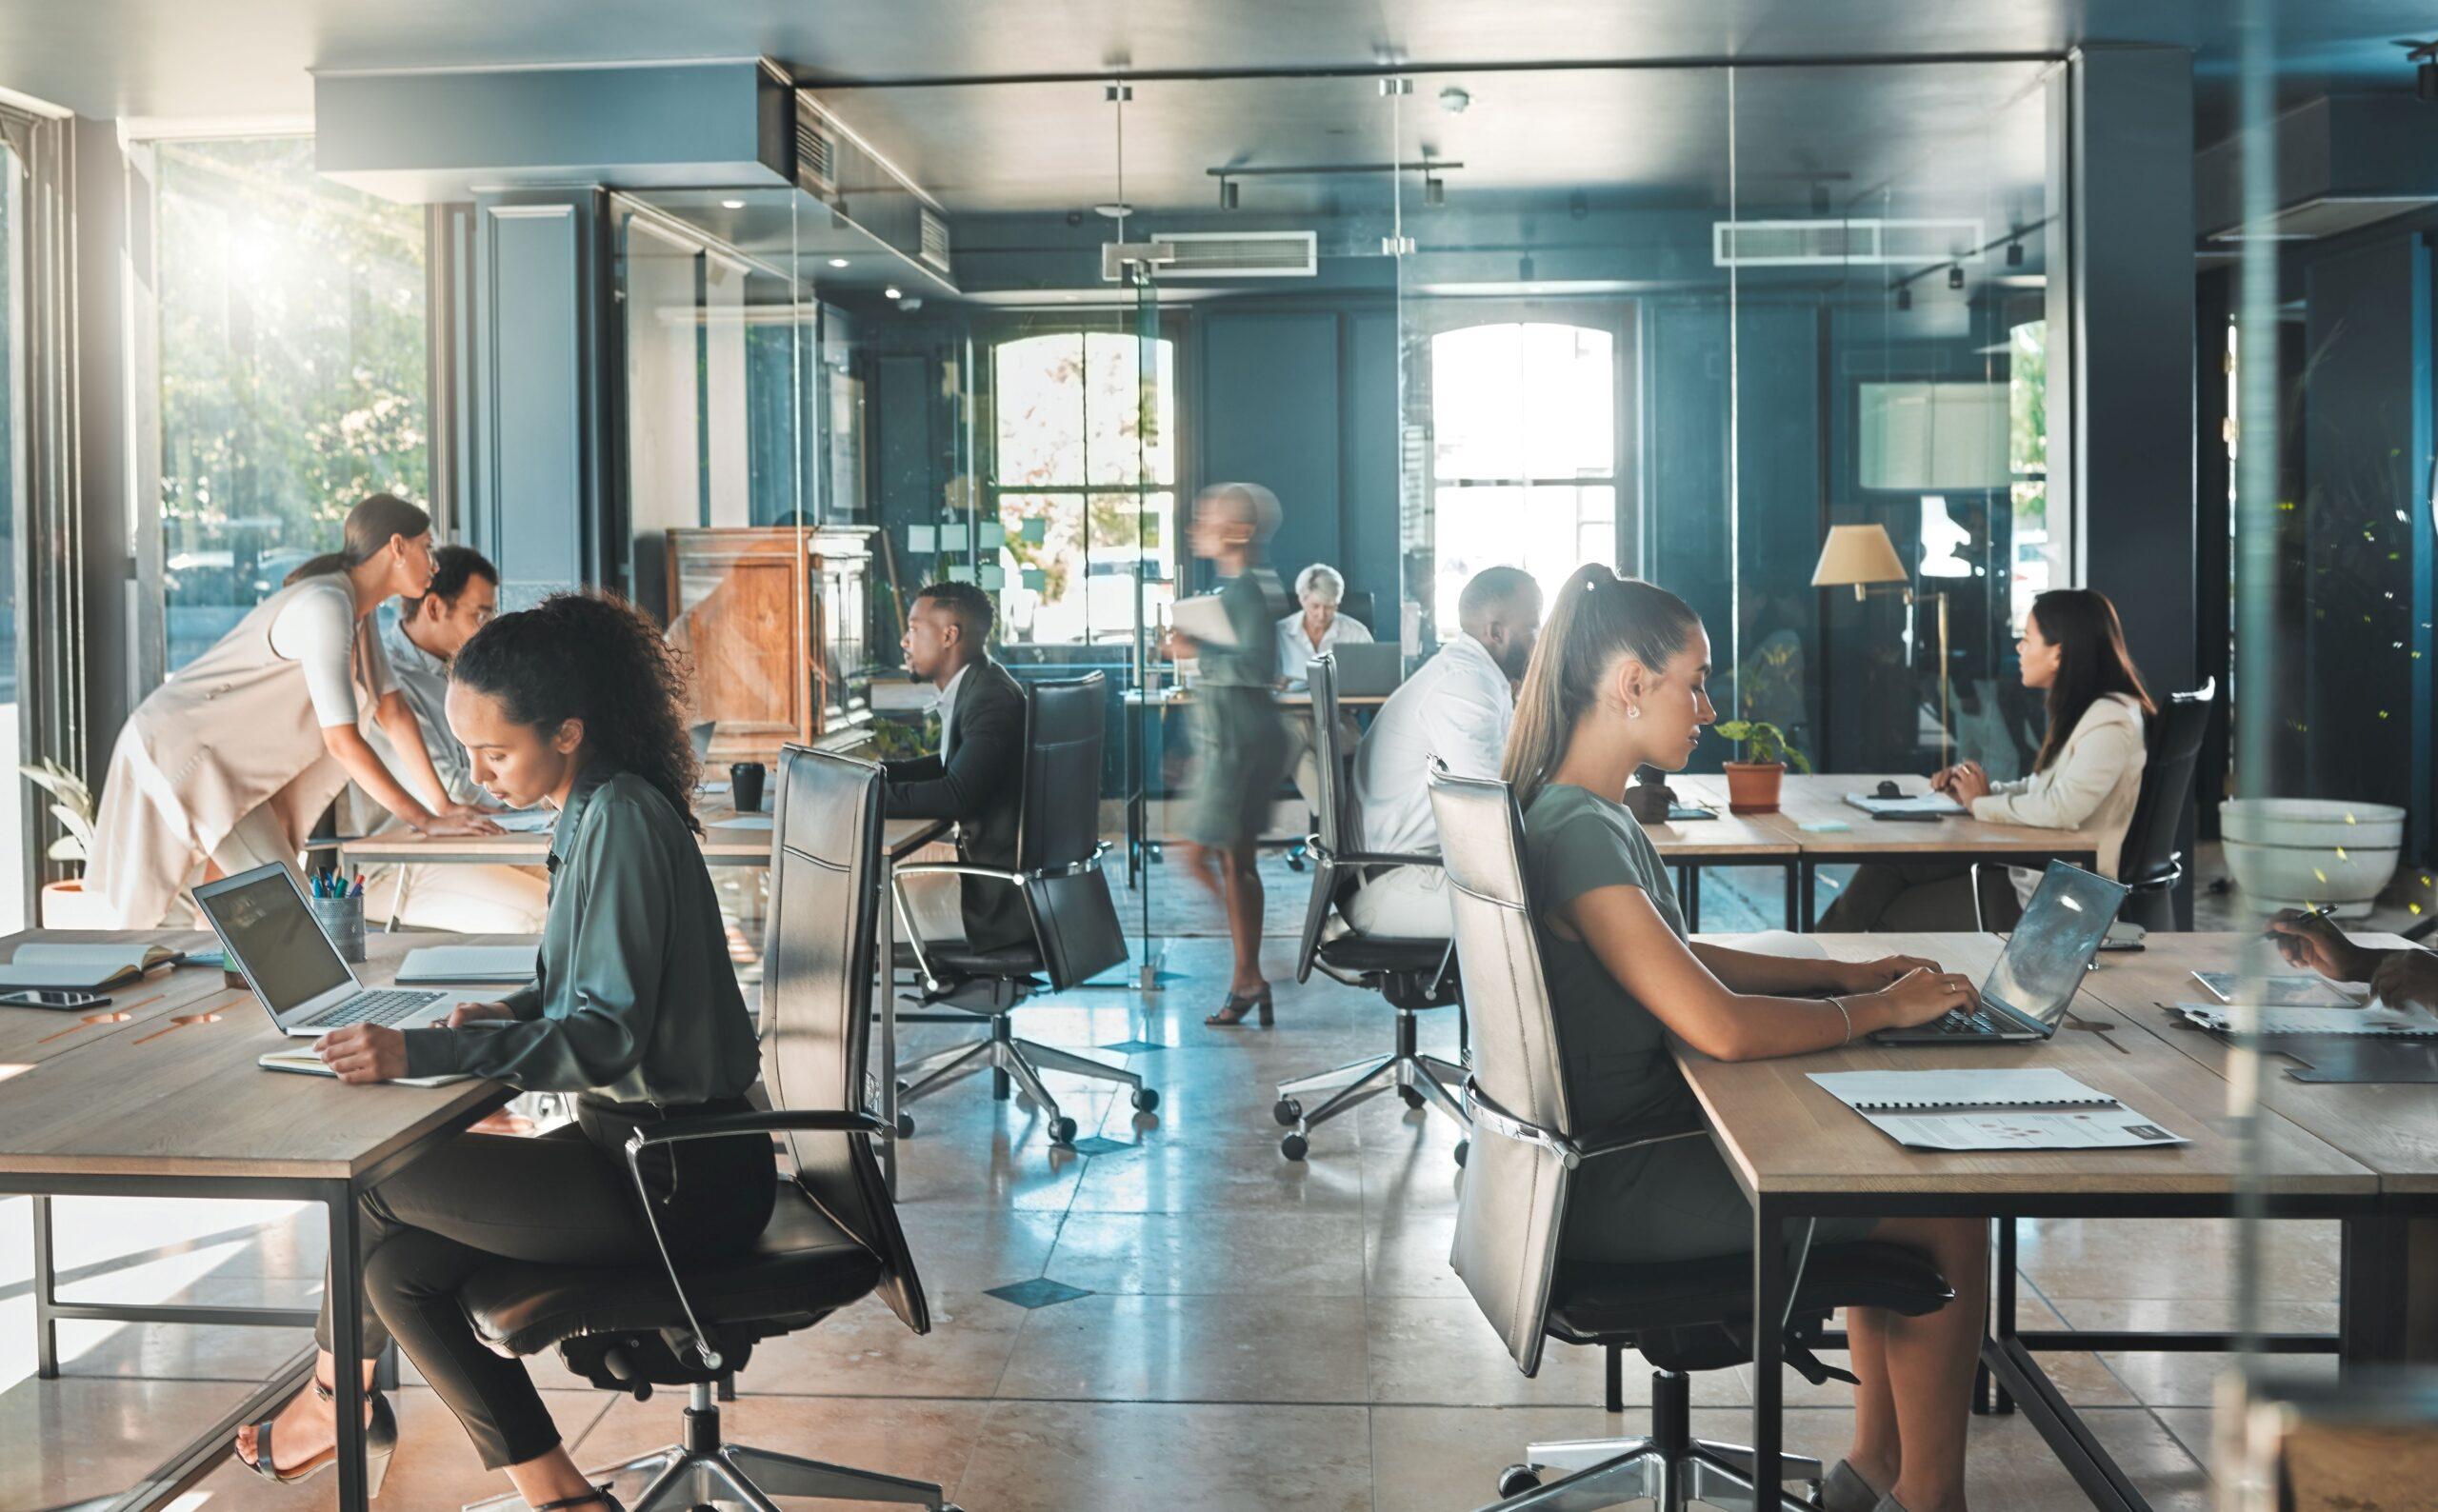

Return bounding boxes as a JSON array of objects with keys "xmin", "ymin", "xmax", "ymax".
[{"xmin": 309, "ymin": 894, "xmax": 368, "ymax": 965}]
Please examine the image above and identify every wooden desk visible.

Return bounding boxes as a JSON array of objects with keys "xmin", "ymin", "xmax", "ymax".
[
  {"xmin": 1673, "ymin": 773, "xmax": 2107, "ymax": 927},
  {"xmin": 1638, "ymin": 806, "xmax": 1803, "ymax": 930},
  {"xmin": 0, "ymin": 928, "xmax": 519, "ymax": 1512},
  {"xmin": 1678, "ymin": 930, "xmax": 2383, "ymax": 1512}
]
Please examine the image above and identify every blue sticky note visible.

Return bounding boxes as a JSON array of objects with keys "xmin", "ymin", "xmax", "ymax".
[{"xmin": 1796, "ymin": 819, "xmax": 1852, "ymax": 833}]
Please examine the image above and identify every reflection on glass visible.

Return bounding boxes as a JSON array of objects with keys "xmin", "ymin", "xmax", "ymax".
[
  {"xmin": 0, "ymin": 138, "xmax": 19, "ymax": 932},
  {"xmin": 154, "ymin": 137, "xmax": 429, "ymax": 671}
]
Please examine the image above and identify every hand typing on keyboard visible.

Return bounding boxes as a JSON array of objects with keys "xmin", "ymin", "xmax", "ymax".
[{"xmin": 313, "ymin": 1024, "xmax": 409, "ymax": 1084}]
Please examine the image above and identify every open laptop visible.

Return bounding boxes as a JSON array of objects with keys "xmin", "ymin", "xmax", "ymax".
[
  {"xmin": 192, "ymin": 864, "xmax": 477, "ymax": 1037},
  {"xmin": 1330, "ymin": 643, "xmax": 1405, "ymax": 698},
  {"xmin": 689, "ymin": 720, "xmax": 717, "ymax": 763},
  {"xmin": 1872, "ymin": 861, "xmax": 2130, "ymax": 1044}
]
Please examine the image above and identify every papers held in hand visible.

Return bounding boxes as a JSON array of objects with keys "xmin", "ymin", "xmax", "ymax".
[
  {"xmin": 0, "ymin": 943, "xmax": 186, "ymax": 991},
  {"xmin": 1808, "ymin": 1068, "xmax": 2188, "ymax": 1152},
  {"xmin": 1169, "ymin": 593, "xmax": 1241, "ymax": 649}
]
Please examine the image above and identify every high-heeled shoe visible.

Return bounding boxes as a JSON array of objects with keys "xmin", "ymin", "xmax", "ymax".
[
  {"xmin": 235, "ymin": 1375, "xmax": 397, "ymax": 1495},
  {"xmin": 1205, "ymin": 986, "xmax": 1273, "ymax": 1026},
  {"xmin": 534, "ymin": 1486, "xmax": 626, "ymax": 1512},
  {"xmin": 1819, "ymin": 1460, "xmax": 1884, "ymax": 1512}
]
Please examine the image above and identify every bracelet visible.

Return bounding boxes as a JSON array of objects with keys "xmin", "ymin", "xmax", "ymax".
[{"xmin": 1828, "ymin": 995, "xmax": 1854, "ymax": 1046}]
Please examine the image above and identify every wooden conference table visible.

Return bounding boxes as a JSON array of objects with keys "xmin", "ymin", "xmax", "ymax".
[
  {"xmin": 1666, "ymin": 772, "xmax": 2107, "ymax": 929},
  {"xmin": 1679, "ymin": 929, "xmax": 2430, "ymax": 1512}
]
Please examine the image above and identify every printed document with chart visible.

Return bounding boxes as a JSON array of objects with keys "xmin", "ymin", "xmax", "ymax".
[{"xmin": 1808, "ymin": 1068, "xmax": 2188, "ymax": 1152}]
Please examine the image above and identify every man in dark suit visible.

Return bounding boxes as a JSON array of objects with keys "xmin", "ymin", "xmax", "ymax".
[{"xmin": 884, "ymin": 581, "xmax": 1030, "ymax": 952}]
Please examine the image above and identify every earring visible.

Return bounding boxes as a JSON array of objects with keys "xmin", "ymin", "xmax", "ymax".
[{"xmin": 1626, "ymin": 704, "xmax": 1642, "ymax": 720}]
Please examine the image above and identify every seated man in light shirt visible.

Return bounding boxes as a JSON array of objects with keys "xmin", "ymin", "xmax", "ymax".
[
  {"xmin": 352, "ymin": 546, "xmax": 551, "ymax": 932},
  {"xmin": 1341, "ymin": 566, "xmax": 1543, "ymax": 937},
  {"xmin": 1277, "ymin": 563, "xmax": 1375, "ymax": 812}
]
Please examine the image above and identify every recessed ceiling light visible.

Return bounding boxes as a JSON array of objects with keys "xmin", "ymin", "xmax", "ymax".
[
  {"xmin": 719, "ymin": 199, "xmax": 745, "ymax": 210},
  {"xmin": 884, "ymin": 286, "xmax": 903, "ymax": 300},
  {"xmin": 828, "ymin": 257, "xmax": 849, "ymax": 269}
]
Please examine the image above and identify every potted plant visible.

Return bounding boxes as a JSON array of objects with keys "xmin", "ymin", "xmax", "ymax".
[
  {"xmin": 1711, "ymin": 720, "xmax": 1809, "ymax": 814},
  {"xmin": 20, "ymin": 760, "xmax": 110, "ymax": 928}
]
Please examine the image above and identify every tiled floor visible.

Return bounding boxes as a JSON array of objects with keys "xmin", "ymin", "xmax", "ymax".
[{"xmin": 2, "ymin": 935, "xmax": 2338, "ymax": 1511}]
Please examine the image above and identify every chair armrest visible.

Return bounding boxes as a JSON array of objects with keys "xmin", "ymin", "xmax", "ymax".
[
  {"xmin": 625, "ymin": 1108, "xmax": 889, "ymax": 1150},
  {"xmin": 1334, "ymin": 850, "xmax": 1445, "ymax": 869},
  {"xmin": 1461, "ymin": 1079, "xmax": 1705, "ymax": 1170},
  {"xmin": 894, "ymin": 861, "xmax": 1028, "ymax": 885},
  {"xmin": 1966, "ymin": 861, "xmax": 2048, "ymax": 933}
]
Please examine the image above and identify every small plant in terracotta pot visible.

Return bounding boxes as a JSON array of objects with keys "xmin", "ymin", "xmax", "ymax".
[
  {"xmin": 19, "ymin": 759, "xmax": 110, "ymax": 927},
  {"xmin": 1712, "ymin": 720, "xmax": 1809, "ymax": 814}
]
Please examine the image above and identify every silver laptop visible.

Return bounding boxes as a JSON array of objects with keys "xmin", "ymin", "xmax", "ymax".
[
  {"xmin": 1330, "ymin": 643, "xmax": 1405, "ymax": 698},
  {"xmin": 192, "ymin": 864, "xmax": 474, "ymax": 1037},
  {"xmin": 1873, "ymin": 861, "xmax": 2130, "ymax": 1044},
  {"xmin": 690, "ymin": 720, "xmax": 717, "ymax": 763}
]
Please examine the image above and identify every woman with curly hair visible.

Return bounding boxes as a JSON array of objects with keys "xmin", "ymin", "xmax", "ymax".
[{"xmin": 231, "ymin": 592, "xmax": 764, "ymax": 1512}]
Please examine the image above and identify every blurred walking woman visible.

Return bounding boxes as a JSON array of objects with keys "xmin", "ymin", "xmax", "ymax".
[
  {"xmin": 231, "ymin": 593, "xmax": 767, "ymax": 1512},
  {"xmin": 88, "ymin": 493, "xmax": 492, "ymax": 926},
  {"xmin": 1171, "ymin": 483, "xmax": 1291, "ymax": 1026}
]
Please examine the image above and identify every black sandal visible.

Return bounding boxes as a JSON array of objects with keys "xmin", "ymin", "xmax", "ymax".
[
  {"xmin": 533, "ymin": 1485, "xmax": 625, "ymax": 1512},
  {"xmin": 234, "ymin": 1375, "xmax": 397, "ymax": 1495}
]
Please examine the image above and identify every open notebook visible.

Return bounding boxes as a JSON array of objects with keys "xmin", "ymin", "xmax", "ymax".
[
  {"xmin": 1809, "ymin": 1068, "xmax": 2188, "ymax": 1151},
  {"xmin": 0, "ymin": 942, "xmax": 187, "ymax": 990}
]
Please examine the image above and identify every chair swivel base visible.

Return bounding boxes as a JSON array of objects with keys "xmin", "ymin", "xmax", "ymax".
[
  {"xmin": 1472, "ymin": 1371, "xmax": 1822, "ymax": 1512},
  {"xmin": 464, "ymin": 1383, "xmax": 962, "ymax": 1512},
  {"xmin": 895, "ymin": 1014, "xmax": 1156, "ymax": 1147},
  {"xmin": 1272, "ymin": 1006, "xmax": 1468, "ymax": 1164}
]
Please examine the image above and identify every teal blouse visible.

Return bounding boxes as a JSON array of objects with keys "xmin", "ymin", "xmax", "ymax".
[
  {"xmin": 401, "ymin": 763, "xmax": 760, "ymax": 1104},
  {"xmin": 1193, "ymin": 567, "xmax": 1286, "ymax": 688}
]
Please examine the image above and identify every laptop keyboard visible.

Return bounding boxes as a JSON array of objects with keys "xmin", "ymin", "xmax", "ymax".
[
  {"xmin": 1936, "ymin": 1007, "xmax": 2005, "ymax": 1036},
  {"xmin": 299, "ymin": 989, "xmax": 446, "ymax": 1028}
]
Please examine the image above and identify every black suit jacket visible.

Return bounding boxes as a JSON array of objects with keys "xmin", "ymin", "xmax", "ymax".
[{"xmin": 883, "ymin": 657, "xmax": 1029, "ymax": 951}]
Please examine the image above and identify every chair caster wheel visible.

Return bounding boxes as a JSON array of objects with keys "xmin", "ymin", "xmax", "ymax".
[
  {"xmin": 1272, "ymin": 1098, "xmax": 1301, "ymax": 1127},
  {"xmin": 895, "ymin": 1112, "xmax": 916, "ymax": 1139},
  {"xmin": 1049, "ymin": 1116, "xmax": 1079, "ymax": 1146},
  {"xmin": 1398, "ymin": 1085, "xmax": 1426, "ymax": 1110},
  {"xmin": 1498, "ymin": 1463, "xmax": 1542, "ymax": 1497},
  {"xmin": 1280, "ymin": 1132, "xmax": 1309, "ymax": 1162},
  {"xmin": 1453, "ymin": 1140, "xmax": 1469, "ymax": 1167},
  {"xmin": 1131, "ymin": 1086, "xmax": 1159, "ymax": 1111},
  {"xmin": 1286, "ymin": 855, "xmax": 1307, "ymax": 872}
]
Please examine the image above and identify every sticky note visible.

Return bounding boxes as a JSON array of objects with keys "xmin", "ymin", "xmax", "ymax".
[
  {"xmin": 906, "ymin": 525, "xmax": 935, "ymax": 551},
  {"xmin": 1796, "ymin": 819, "xmax": 1852, "ymax": 833},
  {"xmin": 976, "ymin": 522, "xmax": 1007, "ymax": 549}
]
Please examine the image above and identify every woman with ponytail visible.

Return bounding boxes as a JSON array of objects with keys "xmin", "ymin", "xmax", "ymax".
[
  {"xmin": 89, "ymin": 493, "xmax": 496, "ymax": 926},
  {"xmin": 232, "ymin": 592, "xmax": 763, "ymax": 1512},
  {"xmin": 1505, "ymin": 564, "xmax": 1988, "ymax": 1512}
]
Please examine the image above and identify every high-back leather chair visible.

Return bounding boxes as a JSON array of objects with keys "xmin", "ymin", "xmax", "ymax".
[
  {"xmin": 457, "ymin": 746, "xmax": 958, "ymax": 1512},
  {"xmin": 1426, "ymin": 764, "xmax": 1952, "ymax": 1508},
  {"xmin": 891, "ymin": 673, "xmax": 1150, "ymax": 1147},
  {"xmin": 1975, "ymin": 679, "xmax": 2218, "ymax": 932},
  {"xmin": 1274, "ymin": 652, "xmax": 1469, "ymax": 1163}
]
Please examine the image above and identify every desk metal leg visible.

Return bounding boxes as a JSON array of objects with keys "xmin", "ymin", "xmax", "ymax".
[
  {"xmin": 879, "ymin": 850, "xmax": 901, "ymax": 1197},
  {"xmin": 31, "ymin": 1193, "xmax": 58, "ymax": 1378},
  {"xmin": 1798, "ymin": 862, "xmax": 1818, "ymax": 931},
  {"xmin": 1991, "ymin": 1218, "xmax": 2018, "ymax": 1414},
  {"xmin": 324, "ymin": 1179, "xmax": 370, "ymax": 1512},
  {"xmin": 2339, "ymin": 1216, "xmax": 2409, "ymax": 1371},
  {"xmin": 1750, "ymin": 1198, "xmax": 1788, "ymax": 1512},
  {"xmin": 1677, "ymin": 865, "xmax": 1702, "ymax": 933},
  {"xmin": 1784, "ymin": 861, "xmax": 1800, "ymax": 932}
]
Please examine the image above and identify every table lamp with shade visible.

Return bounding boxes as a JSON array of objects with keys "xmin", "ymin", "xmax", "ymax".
[{"xmin": 1810, "ymin": 523, "xmax": 1953, "ymax": 769}]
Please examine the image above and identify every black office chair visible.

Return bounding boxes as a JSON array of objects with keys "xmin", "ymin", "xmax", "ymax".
[
  {"xmin": 1337, "ymin": 588, "xmax": 1375, "ymax": 634},
  {"xmin": 458, "ymin": 747, "xmax": 958, "ymax": 1512},
  {"xmin": 890, "ymin": 673, "xmax": 1151, "ymax": 1148},
  {"xmin": 1273, "ymin": 652, "xmax": 1469, "ymax": 1164},
  {"xmin": 1426, "ymin": 765, "xmax": 1954, "ymax": 1508},
  {"xmin": 1972, "ymin": 679, "xmax": 2218, "ymax": 932}
]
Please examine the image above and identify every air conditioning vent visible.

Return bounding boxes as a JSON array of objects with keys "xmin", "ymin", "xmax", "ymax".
[
  {"xmin": 918, "ymin": 208, "xmax": 951, "ymax": 273},
  {"xmin": 794, "ymin": 110, "xmax": 837, "ymax": 197},
  {"xmin": 1157, "ymin": 230, "xmax": 1318, "ymax": 278},
  {"xmin": 1713, "ymin": 218, "xmax": 1986, "ymax": 268}
]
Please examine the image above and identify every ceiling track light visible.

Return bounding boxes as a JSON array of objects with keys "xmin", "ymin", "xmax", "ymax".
[
  {"xmin": 1220, "ymin": 177, "xmax": 1239, "ymax": 210},
  {"xmin": 1424, "ymin": 174, "xmax": 1445, "ymax": 207},
  {"xmin": 1947, "ymin": 264, "xmax": 1966, "ymax": 290},
  {"xmin": 2006, "ymin": 239, "xmax": 2025, "ymax": 268},
  {"xmin": 1896, "ymin": 287, "xmax": 1912, "ymax": 311}
]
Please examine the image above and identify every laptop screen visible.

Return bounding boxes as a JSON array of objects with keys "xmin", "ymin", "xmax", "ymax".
[
  {"xmin": 197, "ymin": 869, "xmax": 352, "ymax": 1013},
  {"xmin": 1979, "ymin": 862, "xmax": 2129, "ymax": 1029}
]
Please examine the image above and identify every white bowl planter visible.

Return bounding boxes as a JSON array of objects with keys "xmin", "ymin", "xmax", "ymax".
[
  {"xmin": 2218, "ymin": 798, "xmax": 2407, "ymax": 916},
  {"xmin": 38, "ymin": 879, "xmax": 116, "ymax": 930}
]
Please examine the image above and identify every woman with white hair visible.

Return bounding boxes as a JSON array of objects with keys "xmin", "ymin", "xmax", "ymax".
[{"xmin": 1275, "ymin": 562, "xmax": 1373, "ymax": 687}]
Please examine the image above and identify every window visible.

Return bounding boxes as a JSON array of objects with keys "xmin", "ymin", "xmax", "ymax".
[
  {"xmin": 2007, "ymin": 319, "xmax": 2052, "ymax": 629},
  {"xmin": 0, "ymin": 134, "xmax": 22, "ymax": 931},
  {"xmin": 1428, "ymin": 321, "xmax": 1615, "ymax": 627},
  {"xmin": 988, "ymin": 329, "xmax": 1176, "ymax": 646},
  {"xmin": 154, "ymin": 137, "xmax": 429, "ymax": 671}
]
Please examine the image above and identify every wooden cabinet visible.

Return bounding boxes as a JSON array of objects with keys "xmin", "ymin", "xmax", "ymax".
[{"xmin": 664, "ymin": 527, "xmax": 876, "ymax": 767}]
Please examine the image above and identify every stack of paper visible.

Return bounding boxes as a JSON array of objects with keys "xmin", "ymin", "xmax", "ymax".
[
  {"xmin": 1809, "ymin": 1068, "xmax": 2188, "ymax": 1151},
  {"xmin": 397, "ymin": 946, "xmax": 538, "ymax": 985}
]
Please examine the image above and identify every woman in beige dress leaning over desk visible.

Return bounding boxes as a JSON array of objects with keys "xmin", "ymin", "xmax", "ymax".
[{"xmin": 86, "ymin": 493, "xmax": 496, "ymax": 927}]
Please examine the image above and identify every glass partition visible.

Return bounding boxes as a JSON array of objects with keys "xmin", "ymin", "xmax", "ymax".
[{"xmin": 0, "ymin": 134, "xmax": 21, "ymax": 932}]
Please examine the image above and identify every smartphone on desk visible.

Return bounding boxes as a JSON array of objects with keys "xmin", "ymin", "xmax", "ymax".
[{"xmin": 0, "ymin": 988, "xmax": 112, "ymax": 1011}]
